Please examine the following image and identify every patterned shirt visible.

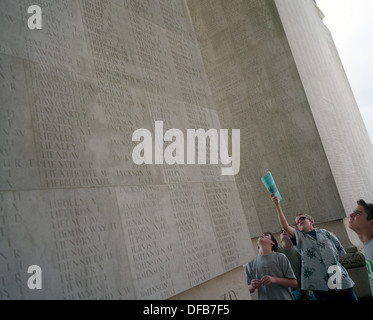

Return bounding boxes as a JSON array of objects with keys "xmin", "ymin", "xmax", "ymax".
[{"xmin": 293, "ymin": 228, "xmax": 355, "ymax": 291}]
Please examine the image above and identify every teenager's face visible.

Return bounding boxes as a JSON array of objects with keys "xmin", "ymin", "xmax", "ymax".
[
  {"xmin": 349, "ymin": 205, "xmax": 371, "ymax": 232},
  {"xmin": 280, "ymin": 231, "xmax": 293, "ymax": 250},
  {"xmin": 258, "ymin": 233, "xmax": 273, "ymax": 246},
  {"xmin": 295, "ymin": 215, "xmax": 313, "ymax": 232}
]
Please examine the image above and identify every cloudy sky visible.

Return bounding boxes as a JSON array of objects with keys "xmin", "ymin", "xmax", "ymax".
[{"xmin": 316, "ymin": 0, "xmax": 373, "ymax": 144}]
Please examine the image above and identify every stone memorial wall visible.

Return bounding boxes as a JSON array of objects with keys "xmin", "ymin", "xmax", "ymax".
[
  {"xmin": 0, "ymin": 0, "xmax": 254, "ymax": 299},
  {"xmin": 1, "ymin": 0, "xmax": 372, "ymax": 300}
]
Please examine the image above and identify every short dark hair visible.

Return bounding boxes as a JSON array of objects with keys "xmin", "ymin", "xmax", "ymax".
[
  {"xmin": 357, "ymin": 199, "xmax": 373, "ymax": 221},
  {"xmin": 264, "ymin": 232, "xmax": 278, "ymax": 252}
]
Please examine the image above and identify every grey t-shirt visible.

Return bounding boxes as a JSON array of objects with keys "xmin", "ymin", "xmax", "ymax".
[
  {"xmin": 364, "ymin": 238, "xmax": 373, "ymax": 296},
  {"xmin": 245, "ymin": 252, "xmax": 296, "ymax": 300}
]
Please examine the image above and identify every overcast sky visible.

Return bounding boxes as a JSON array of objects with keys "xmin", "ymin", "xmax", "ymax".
[{"xmin": 316, "ymin": 0, "xmax": 373, "ymax": 144}]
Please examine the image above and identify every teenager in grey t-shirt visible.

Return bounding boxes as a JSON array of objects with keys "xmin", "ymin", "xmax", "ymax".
[{"xmin": 245, "ymin": 252, "xmax": 296, "ymax": 300}]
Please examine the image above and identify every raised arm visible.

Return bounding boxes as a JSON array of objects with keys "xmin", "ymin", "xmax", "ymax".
[{"xmin": 270, "ymin": 194, "xmax": 295, "ymax": 238}]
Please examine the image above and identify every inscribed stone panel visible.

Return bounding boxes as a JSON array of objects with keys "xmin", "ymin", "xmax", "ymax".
[
  {"xmin": 115, "ymin": 184, "xmax": 224, "ymax": 299},
  {"xmin": 0, "ymin": 188, "xmax": 134, "ymax": 299},
  {"xmin": 0, "ymin": 54, "xmax": 40, "ymax": 190}
]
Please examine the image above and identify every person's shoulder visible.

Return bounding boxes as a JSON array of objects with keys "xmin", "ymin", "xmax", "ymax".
[
  {"xmin": 364, "ymin": 238, "xmax": 373, "ymax": 251},
  {"xmin": 246, "ymin": 255, "xmax": 259, "ymax": 266},
  {"xmin": 293, "ymin": 229, "xmax": 304, "ymax": 240},
  {"xmin": 245, "ymin": 256, "xmax": 259, "ymax": 273},
  {"xmin": 273, "ymin": 251, "xmax": 288, "ymax": 261},
  {"xmin": 272, "ymin": 252, "xmax": 293, "ymax": 268},
  {"xmin": 317, "ymin": 228, "xmax": 338, "ymax": 238}
]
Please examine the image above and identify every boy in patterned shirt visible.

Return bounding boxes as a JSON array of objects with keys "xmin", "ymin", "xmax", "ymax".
[{"xmin": 271, "ymin": 194, "xmax": 357, "ymax": 300}]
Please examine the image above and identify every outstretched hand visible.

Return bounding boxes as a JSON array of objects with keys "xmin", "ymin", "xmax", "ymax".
[{"xmin": 270, "ymin": 193, "xmax": 280, "ymax": 206}]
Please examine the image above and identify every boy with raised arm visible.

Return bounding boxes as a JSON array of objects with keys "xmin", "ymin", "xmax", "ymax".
[
  {"xmin": 270, "ymin": 194, "xmax": 357, "ymax": 300},
  {"xmin": 245, "ymin": 232, "xmax": 297, "ymax": 300}
]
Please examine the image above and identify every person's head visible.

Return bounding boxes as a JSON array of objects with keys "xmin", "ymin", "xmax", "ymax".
[
  {"xmin": 258, "ymin": 232, "xmax": 278, "ymax": 252},
  {"xmin": 280, "ymin": 230, "xmax": 293, "ymax": 250},
  {"xmin": 294, "ymin": 213, "xmax": 314, "ymax": 232},
  {"xmin": 349, "ymin": 199, "xmax": 373, "ymax": 240}
]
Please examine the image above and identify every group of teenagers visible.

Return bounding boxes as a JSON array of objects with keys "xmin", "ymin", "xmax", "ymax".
[{"xmin": 245, "ymin": 195, "xmax": 373, "ymax": 300}]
